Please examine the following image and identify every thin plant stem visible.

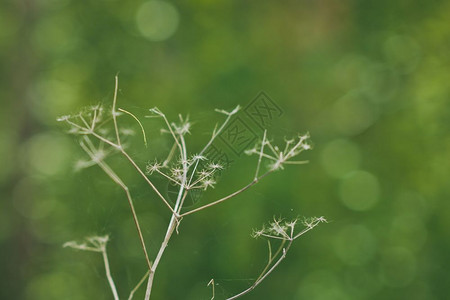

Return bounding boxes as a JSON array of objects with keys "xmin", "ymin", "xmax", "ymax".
[
  {"xmin": 187, "ymin": 158, "xmax": 201, "ymax": 186},
  {"xmin": 163, "ymin": 142, "xmax": 177, "ymax": 167},
  {"xmin": 180, "ymin": 169, "xmax": 274, "ymax": 217},
  {"xmin": 112, "ymin": 75, "xmax": 121, "ymax": 146},
  {"xmin": 266, "ymin": 140, "xmax": 279, "ymax": 158},
  {"xmin": 90, "ymin": 106, "xmax": 98, "ymax": 130},
  {"xmin": 208, "ymin": 279, "xmax": 215, "ymax": 300},
  {"xmin": 144, "ymin": 130, "xmax": 189, "ymax": 300},
  {"xmin": 118, "ymin": 107, "xmax": 148, "ymax": 148},
  {"xmin": 120, "ymin": 150, "xmax": 177, "ymax": 215},
  {"xmin": 283, "ymin": 160, "xmax": 309, "ymax": 165},
  {"xmin": 227, "ymin": 241, "xmax": 293, "ymax": 300},
  {"xmin": 103, "ymin": 78, "xmax": 176, "ymax": 213},
  {"xmin": 144, "ymin": 219, "xmax": 178, "ymax": 300},
  {"xmin": 187, "ymin": 170, "xmax": 215, "ymax": 188},
  {"xmin": 102, "ymin": 246, "xmax": 120, "ymax": 300},
  {"xmin": 128, "ymin": 270, "xmax": 150, "ymax": 300},
  {"xmin": 197, "ymin": 105, "xmax": 239, "ymax": 159},
  {"xmin": 80, "ymin": 139, "xmax": 152, "ymax": 270},
  {"xmin": 89, "ymin": 131, "xmax": 121, "ymax": 149},
  {"xmin": 255, "ymin": 240, "xmax": 285, "ymax": 282},
  {"xmin": 254, "ymin": 130, "xmax": 267, "ymax": 180},
  {"xmin": 152, "ymin": 108, "xmax": 183, "ymax": 156},
  {"xmin": 79, "ymin": 114, "xmax": 91, "ymax": 129},
  {"xmin": 227, "ymin": 217, "xmax": 326, "ymax": 299},
  {"xmin": 154, "ymin": 168, "xmax": 181, "ymax": 185},
  {"xmin": 258, "ymin": 233, "xmax": 287, "ymax": 241},
  {"xmin": 82, "ymin": 130, "xmax": 177, "ymax": 215}
]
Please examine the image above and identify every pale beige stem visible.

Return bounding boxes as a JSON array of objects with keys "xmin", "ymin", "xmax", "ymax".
[
  {"xmin": 102, "ymin": 247, "xmax": 120, "ymax": 300},
  {"xmin": 144, "ymin": 131, "xmax": 189, "ymax": 300},
  {"xmin": 80, "ymin": 140, "xmax": 152, "ymax": 270},
  {"xmin": 128, "ymin": 270, "xmax": 150, "ymax": 300},
  {"xmin": 180, "ymin": 169, "xmax": 274, "ymax": 217},
  {"xmin": 112, "ymin": 75, "xmax": 121, "ymax": 146}
]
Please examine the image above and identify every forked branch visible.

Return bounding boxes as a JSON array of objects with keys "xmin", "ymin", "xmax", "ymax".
[
  {"xmin": 227, "ymin": 216, "xmax": 327, "ymax": 299},
  {"xmin": 59, "ymin": 77, "xmax": 321, "ymax": 300},
  {"xmin": 64, "ymin": 236, "xmax": 119, "ymax": 300},
  {"xmin": 79, "ymin": 138, "xmax": 152, "ymax": 270}
]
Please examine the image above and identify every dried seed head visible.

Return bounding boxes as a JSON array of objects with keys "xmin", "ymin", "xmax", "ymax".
[
  {"xmin": 208, "ymin": 163, "xmax": 223, "ymax": 170},
  {"xmin": 202, "ymin": 178, "xmax": 216, "ymax": 190},
  {"xmin": 146, "ymin": 160, "xmax": 162, "ymax": 174},
  {"xmin": 57, "ymin": 115, "xmax": 71, "ymax": 122}
]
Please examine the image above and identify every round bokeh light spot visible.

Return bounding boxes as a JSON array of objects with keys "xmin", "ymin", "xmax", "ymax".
[
  {"xmin": 136, "ymin": 1, "xmax": 179, "ymax": 41},
  {"xmin": 320, "ymin": 139, "xmax": 361, "ymax": 178},
  {"xmin": 339, "ymin": 170, "xmax": 380, "ymax": 211}
]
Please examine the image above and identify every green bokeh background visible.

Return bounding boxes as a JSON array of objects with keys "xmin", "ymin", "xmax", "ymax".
[{"xmin": 1, "ymin": 0, "xmax": 450, "ymax": 299}]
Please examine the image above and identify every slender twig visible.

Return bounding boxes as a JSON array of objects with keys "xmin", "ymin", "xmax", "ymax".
[
  {"xmin": 91, "ymin": 107, "xmax": 98, "ymax": 130},
  {"xmin": 65, "ymin": 94, "xmax": 177, "ymax": 215},
  {"xmin": 154, "ymin": 168, "xmax": 182, "ymax": 185},
  {"xmin": 145, "ymin": 128, "xmax": 189, "ymax": 300},
  {"xmin": 102, "ymin": 246, "xmax": 120, "ymax": 300},
  {"xmin": 89, "ymin": 131, "xmax": 121, "ymax": 149},
  {"xmin": 150, "ymin": 107, "xmax": 183, "ymax": 155},
  {"xmin": 83, "ymin": 130, "xmax": 176, "ymax": 214},
  {"xmin": 79, "ymin": 114, "xmax": 91, "ymax": 129},
  {"xmin": 227, "ymin": 241, "xmax": 292, "ymax": 300},
  {"xmin": 144, "ymin": 212, "xmax": 178, "ymax": 300},
  {"xmin": 162, "ymin": 142, "xmax": 177, "ymax": 167},
  {"xmin": 64, "ymin": 236, "xmax": 119, "ymax": 300},
  {"xmin": 293, "ymin": 218, "xmax": 326, "ymax": 240},
  {"xmin": 120, "ymin": 150, "xmax": 177, "ymax": 215},
  {"xmin": 208, "ymin": 279, "xmax": 215, "ymax": 300},
  {"xmin": 227, "ymin": 217, "xmax": 326, "ymax": 299},
  {"xmin": 187, "ymin": 169, "xmax": 215, "ymax": 189},
  {"xmin": 258, "ymin": 233, "xmax": 288, "ymax": 241},
  {"xmin": 112, "ymin": 75, "xmax": 121, "ymax": 146},
  {"xmin": 180, "ymin": 169, "xmax": 274, "ymax": 217},
  {"xmin": 80, "ymin": 139, "xmax": 152, "ymax": 270},
  {"xmin": 197, "ymin": 105, "xmax": 240, "ymax": 159},
  {"xmin": 255, "ymin": 240, "xmax": 285, "ymax": 282},
  {"xmin": 66, "ymin": 118, "xmax": 87, "ymax": 132},
  {"xmin": 128, "ymin": 270, "xmax": 150, "ymax": 300},
  {"xmin": 266, "ymin": 140, "xmax": 279, "ymax": 158},
  {"xmin": 118, "ymin": 107, "xmax": 148, "ymax": 148},
  {"xmin": 187, "ymin": 157, "xmax": 201, "ymax": 186},
  {"xmin": 283, "ymin": 160, "xmax": 309, "ymax": 165},
  {"xmin": 254, "ymin": 130, "xmax": 267, "ymax": 180}
]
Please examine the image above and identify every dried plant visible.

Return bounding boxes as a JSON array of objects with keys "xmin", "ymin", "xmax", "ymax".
[{"xmin": 58, "ymin": 76, "xmax": 325, "ymax": 299}]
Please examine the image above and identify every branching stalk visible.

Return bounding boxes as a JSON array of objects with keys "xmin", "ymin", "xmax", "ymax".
[
  {"xmin": 59, "ymin": 77, "xmax": 321, "ymax": 300},
  {"xmin": 102, "ymin": 246, "xmax": 120, "ymax": 300},
  {"xmin": 128, "ymin": 271, "xmax": 150, "ymax": 300}
]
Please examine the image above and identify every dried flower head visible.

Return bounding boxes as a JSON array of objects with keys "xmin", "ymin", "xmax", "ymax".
[
  {"xmin": 252, "ymin": 216, "xmax": 327, "ymax": 241},
  {"xmin": 64, "ymin": 235, "xmax": 110, "ymax": 252},
  {"xmin": 146, "ymin": 160, "xmax": 162, "ymax": 175}
]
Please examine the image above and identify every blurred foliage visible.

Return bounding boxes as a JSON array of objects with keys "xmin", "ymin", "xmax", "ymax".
[{"xmin": 1, "ymin": 0, "xmax": 450, "ymax": 299}]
